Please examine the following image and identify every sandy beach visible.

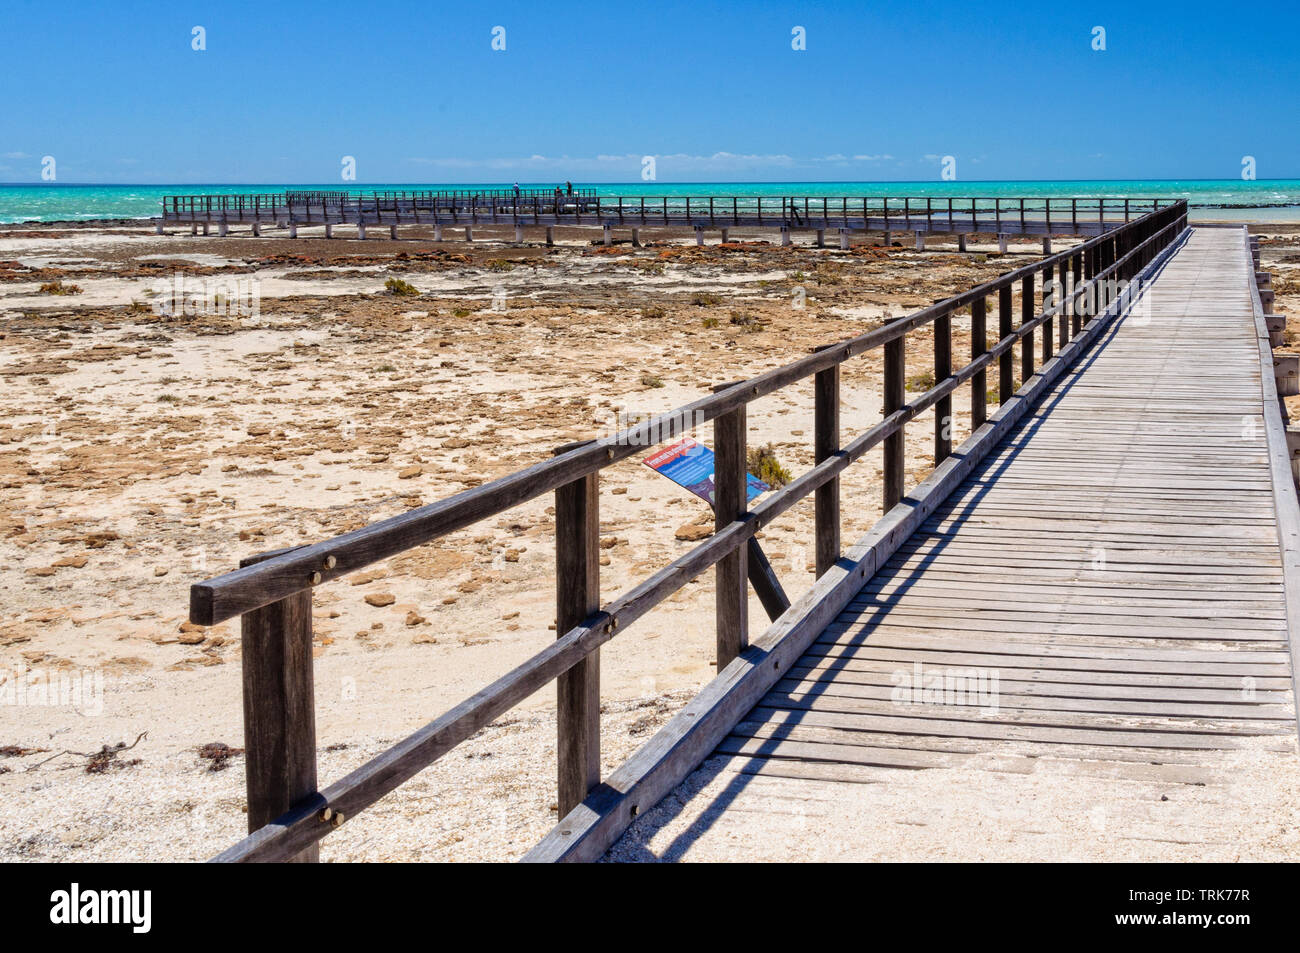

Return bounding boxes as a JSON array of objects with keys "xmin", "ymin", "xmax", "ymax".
[{"xmin": 2, "ymin": 220, "xmax": 1299, "ymax": 862}]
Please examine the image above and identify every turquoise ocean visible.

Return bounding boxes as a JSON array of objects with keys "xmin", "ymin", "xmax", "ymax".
[{"xmin": 2, "ymin": 180, "xmax": 1299, "ymax": 224}]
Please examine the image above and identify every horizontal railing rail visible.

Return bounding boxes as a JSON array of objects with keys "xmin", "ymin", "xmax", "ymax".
[{"xmin": 195, "ymin": 200, "xmax": 1189, "ymax": 862}]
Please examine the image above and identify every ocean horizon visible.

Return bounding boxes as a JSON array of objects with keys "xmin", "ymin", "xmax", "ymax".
[{"xmin": 3, "ymin": 179, "xmax": 1299, "ymax": 224}]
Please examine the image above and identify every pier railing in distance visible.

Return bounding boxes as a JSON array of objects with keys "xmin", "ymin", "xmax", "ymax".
[
  {"xmin": 161, "ymin": 192, "xmax": 1176, "ymax": 234},
  {"xmin": 192, "ymin": 200, "xmax": 1189, "ymax": 862}
]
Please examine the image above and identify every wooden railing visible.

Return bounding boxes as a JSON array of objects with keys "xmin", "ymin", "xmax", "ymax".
[
  {"xmin": 193, "ymin": 200, "xmax": 1189, "ymax": 862},
  {"xmin": 162, "ymin": 192, "xmax": 1175, "ymax": 229}
]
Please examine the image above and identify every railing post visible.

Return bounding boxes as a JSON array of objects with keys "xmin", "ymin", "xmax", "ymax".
[
  {"xmin": 553, "ymin": 443, "xmax": 601, "ymax": 816},
  {"xmin": 883, "ymin": 326, "xmax": 906, "ymax": 511},
  {"xmin": 239, "ymin": 549, "xmax": 318, "ymax": 863},
  {"xmin": 934, "ymin": 307, "xmax": 952, "ymax": 463},
  {"xmin": 998, "ymin": 285, "xmax": 1014, "ymax": 402},
  {"xmin": 713, "ymin": 388, "xmax": 748, "ymax": 668},
  {"xmin": 971, "ymin": 297, "xmax": 987, "ymax": 428},
  {"xmin": 814, "ymin": 358, "xmax": 840, "ymax": 577},
  {"xmin": 1020, "ymin": 273, "xmax": 1035, "ymax": 382},
  {"xmin": 1059, "ymin": 260, "xmax": 1071, "ymax": 347},
  {"xmin": 1041, "ymin": 264, "xmax": 1054, "ymax": 363}
]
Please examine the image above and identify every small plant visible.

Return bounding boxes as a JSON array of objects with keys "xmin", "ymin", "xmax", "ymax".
[
  {"xmin": 641, "ymin": 305, "xmax": 667, "ymax": 320},
  {"xmin": 729, "ymin": 310, "xmax": 756, "ymax": 326},
  {"xmin": 689, "ymin": 292, "xmax": 720, "ymax": 307},
  {"xmin": 906, "ymin": 371, "xmax": 935, "ymax": 392},
  {"xmin": 640, "ymin": 372, "xmax": 664, "ymax": 388},
  {"xmin": 701, "ymin": 316, "xmax": 721, "ymax": 329},
  {"xmin": 127, "ymin": 300, "xmax": 149, "ymax": 313},
  {"xmin": 451, "ymin": 307, "xmax": 471, "ymax": 318},
  {"xmin": 814, "ymin": 263, "xmax": 843, "ymax": 285},
  {"xmin": 376, "ymin": 364, "xmax": 397, "ymax": 374},
  {"xmin": 39, "ymin": 280, "xmax": 82, "ymax": 295},
  {"xmin": 486, "ymin": 259, "xmax": 514, "ymax": 272},
  {"xmin": 385, "ymin": 277, "xmax": 419, "ymax": 297},
  {"xmin": 158, "ymin": 394, "xmax": 181, "ymax": 404},
  {"xmin": 747, "ymin": 444, "xmax": 792, "ymax": 488}
]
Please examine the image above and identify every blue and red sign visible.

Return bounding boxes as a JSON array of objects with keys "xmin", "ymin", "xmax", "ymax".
[{"xmin": 643, "ymin": 437, "xmax": 768, "ymax": 507}]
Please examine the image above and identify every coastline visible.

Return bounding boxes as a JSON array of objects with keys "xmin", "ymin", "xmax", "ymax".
[{"xmin": 6, "ymin": 178, "xmax": 1300, "ymax": 225}]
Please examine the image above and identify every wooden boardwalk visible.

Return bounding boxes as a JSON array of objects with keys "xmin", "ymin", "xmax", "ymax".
[
  {"xmin": 596, "ymin": 226, "xmax": 1300, "ymax": 858},
  {"xmin": 158, "ymin": 192, "xmax": 1174, "ymax": 245},
  {"xmin": 194, "ymin": 202, "xmax": 1299, "ymax": 863}
]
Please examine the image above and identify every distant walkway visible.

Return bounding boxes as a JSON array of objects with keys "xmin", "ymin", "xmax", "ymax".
[
  {"xmin": 157, "ymin": 193, "xmax": 1177, "ymax": 246},
  {"xmin": 604, "ymin": 227, "xmax": 1300, "ymax": 859}
]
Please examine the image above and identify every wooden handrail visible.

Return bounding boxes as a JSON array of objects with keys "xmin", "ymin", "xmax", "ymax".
[{"xmin": 198, "ymin": 201, "xmax": 1188, "ymax": 862}]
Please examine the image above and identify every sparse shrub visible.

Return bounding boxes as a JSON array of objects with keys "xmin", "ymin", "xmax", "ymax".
[
  {"xmin": 814, "ymin": 263, "xmax": 843, "ymax": 285},
  {"xmin": 385, "ymin": 277, "xmax": 419, "ymax": 296},
  {"xmin": 906, "ymin": 371, "xmax": 935, "ymax": 392},
  {"xmin": 701, "ymin": 316, "xmax": 721, "ymax": 329},
  {"xmin": 451, "ymin": 307, "xmax": 471, "ymax": 318},
  {"xmin": 39, "ymin": 281, "xmax": 82, "ymax": 295},
  {"xmin": 690, "ymin": 292, "xmax": 720, "ymax": 307},
  {"xmin": 747, "ymin": 444, "xmax": 792, "ymax": 488},
  {"xmin": 640, "ymin": 373, "xmax": 664, "ymax": 388},
  {"xmin": 641, "ymin": 305, "xmax": 667, "ymax": 320},
  {"xmin": 486, "ymin": 259, "xmax": 514, "ymax": 272}
]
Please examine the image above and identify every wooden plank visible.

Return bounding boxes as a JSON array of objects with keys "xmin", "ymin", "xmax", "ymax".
[
  {"xmin": 766, "ymin": 682, "xmax": 1295, "ymax": 722},
  {"xmin": 712, "ymin": 736, "xmax": 1217, "ymax": 785},
  {"xmin": 742, "ymin": 705, "xmax": 1288, "ymax": 748}
]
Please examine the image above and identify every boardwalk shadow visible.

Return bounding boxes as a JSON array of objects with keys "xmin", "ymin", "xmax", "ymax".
[{"xmin": 612, "ymin": 232, "xmax": 1189, "ymax": 861}]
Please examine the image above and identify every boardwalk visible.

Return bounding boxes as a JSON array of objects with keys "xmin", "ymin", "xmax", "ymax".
[
  {"xmin": 158, "ymin": 192, "xmax": 1174, "ymax": 246},
  {"xmin": 191, "ymin": 203, "xmax": 1300, "ymax": 862},
  {"xmin": 597, "ymin": 226, "xmax": 1300, "ymax": 859}
]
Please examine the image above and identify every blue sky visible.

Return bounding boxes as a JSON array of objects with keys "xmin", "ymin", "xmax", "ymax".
[{"xmin": 1, "ymin": 0, "xmax": 1297, "ymax": 183}]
